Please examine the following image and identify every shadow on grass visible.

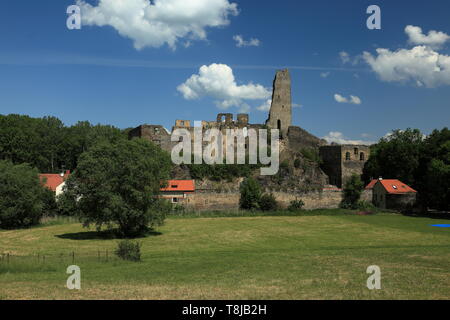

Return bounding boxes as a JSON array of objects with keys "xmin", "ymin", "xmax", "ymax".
[
  {"xmin": 55, "ymin": 229, "xmax": 162, "ymax": 241},
  {"xmin": 403, "ymin": 212, "xmax": 450, "ymax": 220}
]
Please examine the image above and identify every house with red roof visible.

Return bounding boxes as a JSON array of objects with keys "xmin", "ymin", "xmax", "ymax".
[
  {"xmin": 160, "ymin": 180, "xmax": 195, "ymax": 204},
  {"xmin": 368, "ymin": 178, "xmax": 417, "ymax": 210},
  {"xmin": 39, "ymin": 170, "xmax": 70, "ymax": 197}
]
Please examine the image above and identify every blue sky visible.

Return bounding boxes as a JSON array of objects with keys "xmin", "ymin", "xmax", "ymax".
[{"xmin": 0, "ymin": 0, "xmax": 449, "ymax": 144}]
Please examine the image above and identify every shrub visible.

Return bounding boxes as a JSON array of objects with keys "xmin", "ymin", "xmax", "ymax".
[
  {"xmin": 0, "ymin": 161, "xmax": 49, "ymax": 229},
  {"xmin": 115, "ymin": 240, "xmax": 142, "ymax": 262},
  {"xmin": 239, "ymin": 177, "xmax": 262, "ymax": 210},
  {"xmin": 340, "ymin": 174, "xmax": 364, "ymax": 209},
  {"xmin": 294, "ymin": 158, "xmax": 301, "ymax": 169},
  {"xmin": 259, "ymin": 193, "xmax": 278, "ymax": 211},
  {"xmin": 356, "ymin": 200, "xmax": 376, "ymax": 211},
  {"xmin": 288, "ymin": 199, "xmax": 305, "ymax": 212}
]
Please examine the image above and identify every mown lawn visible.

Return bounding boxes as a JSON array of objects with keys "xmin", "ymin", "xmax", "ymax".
[{"xmin": 0, "ymin": 212, "xmax": 449, "ymax": 300}]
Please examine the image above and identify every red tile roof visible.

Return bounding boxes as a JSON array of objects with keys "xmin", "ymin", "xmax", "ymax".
[
  {"xmin": 161, "ymin": 180, "xmax": 195, "ymax": 192},
  {"xmin": 377, "ymin": 179, "xmax": 417, "ymax": 194},
  {"xmin": 39, "ymin": 171, "xmax": 70, "ymax": 192},
  {"xmin": 365, "ymin": 179, "xmax": 378, "ymax": 190}
]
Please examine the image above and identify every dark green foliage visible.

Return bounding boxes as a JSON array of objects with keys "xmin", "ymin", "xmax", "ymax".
[
  {"xmin": 340, "ymin": 174, "xmax": 364, "ymax": 209},
  {"xmin": 362, "ymin": 129, "xmax": 423, "ymax": 186},
  {"xmin": 0, "ymin": 161, "xmax": 48, "ymax": 229},
  {"xmin": 288, "ymin": 199, "xmax": 305, "ymax": 212},
  {"xmin": 239, "ymin": 177, "xmax": 262, "ymax": 210},
  {"xmin": 115, "ymin": 240, "xmax": 142, "ymax": 262},
  {"xmin": 363, "ymin": 127, "xmax": 449, "ymax": 211},
  {"xmin": 56, "ymin": 179, "xmax": 80, "ymax": 216},
  {"xmin": 258, "ymin": 193, "xmax": 278, "ymax": 211},
  {"xmin": 294, "ymin": 158, "xmax": 301, "ymax": 169},
  {"xmin": 0, "ymin": 114, "xmax": 127, "ymax": 173},
  {"xmin": 66, "ymin": 139, "xmax": 173, "ymax": 237},
  {"xmin": 188, "ymin": 163, "xmax": 259, "ymax": 181},
  {"xmin": 41, "ymin": 187, "xmax": 58, "ymax": 217},
  {"xmin": 418, "ymin": 128, "xmax": 450, "ymax": 210},
  {"xmin": 300, "ymin": 147, "xmax": 321, "ymax": 163}
]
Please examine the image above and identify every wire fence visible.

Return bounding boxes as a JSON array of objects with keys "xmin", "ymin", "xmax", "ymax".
[{"xmin": 0, "ymin": 250, "xmax": 121, "ymax": 272}]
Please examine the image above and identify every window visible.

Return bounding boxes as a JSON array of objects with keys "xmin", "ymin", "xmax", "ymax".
[
  {"xmin": 354, "ymin": 148, "xmax": 359, "ymax": 155},
  {"xmin": 171, "ymin": 185, "xmax": 178, "ymax": 189},
  {"xmin": 360, "ymin": 152, "xmax": 365, "ymax": 161},
  {"xmin": 345, "ymin": 152, "xmax": 351, "ymax": 160},
  {"xmin": 172, "ymin": 198, "xmax": 178, "ymax": 203}
]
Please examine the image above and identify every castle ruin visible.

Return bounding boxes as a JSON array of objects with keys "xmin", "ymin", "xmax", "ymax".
[{"xmin": 129, "ymin": 69, "xmax": 370, "ymax": 190}]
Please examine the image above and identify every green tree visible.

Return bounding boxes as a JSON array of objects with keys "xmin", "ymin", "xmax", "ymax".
[
  {"xmin": 417, "ymin": 128, "xmax": 450, "ymax": 210},
  {"xmin": 0, "ymin": 161, "xmax": 48, "ymax": 229},
  {"xmin": 67, "ymin": 139, "xmax": 173, "ymax": 237},
  {"xmin": 341, "ymin": 174, "xmax": 364, "ymax": 209},
  {"xmin": 363, "ymin": 128, "xmax": 424, "ymax": 186},
  {"xmin": 239, "ymin": 177, "xmax": 262, "ymax": 210}
]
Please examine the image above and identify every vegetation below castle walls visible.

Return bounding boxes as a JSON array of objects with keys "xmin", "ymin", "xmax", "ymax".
[
  {"xmin": 187, "ymin": 162, "xmax": 260, "ymax": 182},
  {"xmin": 300, "ymin": 147, "xmax": 322, "ymax": 164},
  {"xmin": 0, "ymin": 114, "xmax": 128, "ymax": 173},
  {"xmin": 363, "ymin": 128, "xmax": 449, "ymax": 211}
]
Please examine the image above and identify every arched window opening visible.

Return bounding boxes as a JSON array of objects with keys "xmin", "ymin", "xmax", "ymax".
[
  {"xmin": 345, "ymin": 152, "xmax": 351, "ymax": 161},
  {"xmin": 360, "ymin": 152, "xmax": 365, "ymax": 161}
]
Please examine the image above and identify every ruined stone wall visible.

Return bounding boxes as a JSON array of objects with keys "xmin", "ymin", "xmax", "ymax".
[
  {"xmin": 128, "ymin": 125, "xmax": 173, "ymax": 153},
  {"xmin": 319, "ymin": 145, "xmax": 370, "ymax": 188},
  {"xmin": 185, "ymin": 189, "xmax": 345, "ymax": 211},
  {"xmin": 340, "ymin": 145, "xmax": 370, "ymax": 187},
  {"xmin": 319, "ymin": 146, "xmax": 342, "ymax": 186}
]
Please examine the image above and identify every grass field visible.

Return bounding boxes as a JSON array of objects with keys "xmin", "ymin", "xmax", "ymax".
[{"xmin": 0, "ymin": 211, "xmax": 449, "ymax": 300}]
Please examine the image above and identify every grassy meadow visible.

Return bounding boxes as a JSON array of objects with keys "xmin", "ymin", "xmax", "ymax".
[{"xmin": 0, "ymin": 211, "xmax": 449, "ymax": 300}]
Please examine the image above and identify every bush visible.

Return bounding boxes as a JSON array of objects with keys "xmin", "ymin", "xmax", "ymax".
[
  {"xmin": 356, "ymin": 200, "xmax": 376, "ymax": 211},
  {"xmin": 294, "ymin": 159, "xmax": 301, "ymax": 169},
  {"xmin": 340, "ymin": 174, "xmax": 364, "ymax": 209},
  {"xmin": 239, "ymin": 177, "xmax": 262, "ymax": 210},
  {"xmin": 0, "ymin": 161, "xmax": 49, "ymax": 229},
  {"xmin": 115, "ymin": 240, "xmax": 142, "ymax": 262},
  {"xmin": 259, "ymin": 193, "xmax": 278, "ymax": 211},
  {"xmin": 288, "ymin": 199, "xmax": 305, "ymax": 212}
]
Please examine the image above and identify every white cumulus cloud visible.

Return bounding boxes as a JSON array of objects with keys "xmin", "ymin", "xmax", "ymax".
[
  {"xmin": 363, "ymin": 45, "xmax": 450, "ymax": 87},
  {"xmin": 334, "ymin": 94, "xmax": 362, "ymax": 105},
  {"xmin": 177, "ymin": 63, "xmax": 271, "ymax": 111},
  {"xmin": 322, "ymin": 132, "xmax": 375, "ymax": 145},
  {"xmin": 233, "ymin": 35, "xmax": 261, "ymax": 47},
  {"xmin": 405, "ymin": 25, "xmax": 450, "ymax": 49},
  {"xmin": 76, "ymin": 0, "xmax": 239, "ymax": 50}
]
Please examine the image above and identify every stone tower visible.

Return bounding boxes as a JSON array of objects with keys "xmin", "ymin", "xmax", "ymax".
[{"xmin": 266, "ymin": 69, "xmax": 292, "ymax": 138}]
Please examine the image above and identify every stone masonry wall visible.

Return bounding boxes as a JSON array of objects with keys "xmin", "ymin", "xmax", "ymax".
[{"xmin": 184, "ymin": 189, "xmax": 348, "ymax": 211}]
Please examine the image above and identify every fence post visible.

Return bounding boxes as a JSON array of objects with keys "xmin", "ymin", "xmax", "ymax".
[
  {"xmin": 106, "ymin": 250, "xmax": 108, "ymax": 262},
  {"xmin": 7, "ymin": 253, "xmax": 10, "ymax": 265},
  {"xmin": 72, "ymin": 251, "xmax": 75, "ymax": 264}
]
